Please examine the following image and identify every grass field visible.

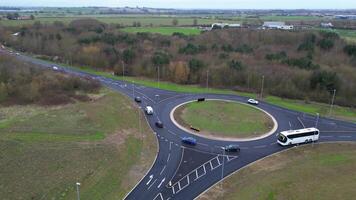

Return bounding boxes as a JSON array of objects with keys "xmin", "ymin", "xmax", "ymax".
[
  {"xmin": 174, "ymin": 100, "xmax": 273, "ymax": 138},
  {"xmin": 198, "ymin": 143, "xmax": 356, "ymax": 200},
  {"xmin": 259, "ymin": 15, "xmax": 323, "ymax": 21},
  {"xmin": 0, "ymin": 16, "xmax": 240, "ymax": 27},
  {"xmin": 121, "ymin": 27, "xmax": 201, "ymax": 35},
  {"xmin": 0, "ymin": 89, "xmax": 157, "ymax": 199}
]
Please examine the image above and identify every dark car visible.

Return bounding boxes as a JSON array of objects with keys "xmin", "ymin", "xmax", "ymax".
[
  {"xmin": 181, "ymin": 137, "xmax": 197, "ymax": 145},
  {"xmin": 134, "ymin": 96, "xmax": 142, "ymax": 103},
  {"xmin": 224, "ymin": 144, "xmax": 241, "ymax": 153},
  {"xmin": 155, "ymin": 121, "xmax": 164, "ymax": 128}
]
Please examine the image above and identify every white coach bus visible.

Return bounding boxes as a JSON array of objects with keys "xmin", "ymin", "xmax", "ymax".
[{"xmin": 277, "ymin": 127, "xmax": 320, "ymax": 146}]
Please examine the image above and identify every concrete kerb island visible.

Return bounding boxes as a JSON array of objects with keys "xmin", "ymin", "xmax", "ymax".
[{"xmin": 170, "ymin": 99, "xmax": 279, "ymax": 142}]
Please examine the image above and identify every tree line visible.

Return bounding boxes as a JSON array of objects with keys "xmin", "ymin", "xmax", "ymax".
[
  {"xmin": 0, "ymin": 54, "xmax": 101, "ymax": 105},
  {"xmin": 0, "ymin": 18, "xmax": 355, "ymax": 107}
]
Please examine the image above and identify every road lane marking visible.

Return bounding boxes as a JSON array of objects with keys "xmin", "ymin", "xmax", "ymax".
[
  {"xmin": 297, "ymin": 117, "xmax": 305, "ymax": 128},
  {"xmin": 338, "ymin": 135, "xmax": 352, "ymax": 138},
  {"xmin": 197, "ymin": 142, "xmax": 209, "ymax": 146},
  {"xmin": 148, "ymin": 179, "xmax": 157, "ymax": 190},
  {"xmin": 160, "ymin": 165, "xmax": 166, "ymax": 175},
  {"xmin": 168, "ymin": 130, "xmax": 177, "ymax": 136},
  {"xmin": 146, "ymin": 175, "xmax": 154, "ymax": 185},
  {"xmin": 169, "ymin": 142, "xmax": 172, "ymax": 150},
  {"xmin": 167, "ymin": 153, "xmax": 171, "ymax": 162},
  {"xmin": 320, "ymin": 136, "xmax": 334, "ymax": 138},
  {"xmin": 157, "ymin": 178, "xmax": 166, "ymax": 188},
  {"xmin": 254, "ymin": 145, "xmax": 266, "ymax": 148},
  {"xmin": 153, "ymin": 193, "xmax": 163, "ymax": 200}
]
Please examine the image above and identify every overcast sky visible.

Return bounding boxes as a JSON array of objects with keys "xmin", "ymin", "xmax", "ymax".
[{"xmin": 1, "ymin": 0, "xmax": 356, "ymax": 9}]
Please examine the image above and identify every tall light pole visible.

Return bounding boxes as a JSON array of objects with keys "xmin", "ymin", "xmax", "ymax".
[
  {"xmin": 220, "ymin": 147, "xmax": 225, "ymax": 197},
  {"xmin": 260, "ymin": 75, "xmax": 265, "ymax": 100},
  {"xmin": 329, "ymin": 89, "xmax": 336, "ymax": 117},
  {"xmin": 157, "ymin": 65, "xmax": 160, "ymax": 88},
  {"xmin": 76, "ymin": 182, "xmax": 81, "ymax": 200},
  {"xmin": 314, "ymin": 113, "xmax": 319, "ymax": 147},
  {"xmin": 122, "ymin": 61, "xmax": 126, "ymax": 87},
  {"xmin": 132, "ymin": 80, "xmax": 135, "ymax": 98},
  {"xmin": 206, "ymin": 69, "xmax": 209, "ymax": 91},
  {"xmin": 138, "ymin": 106, "xmax": 142, "ymax": 143}
]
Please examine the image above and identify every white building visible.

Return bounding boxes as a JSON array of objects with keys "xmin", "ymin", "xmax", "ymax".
[
  {"xmin": 321, "ymin": 22, "xmax": 334, "ymax": 28},
  {"xmin": 211, "ymin": 23, "xmax": 241, "ymax": 30},
  {"xmin": 263, "ymin": 22, "xmax": 294, "ymax": 30}
]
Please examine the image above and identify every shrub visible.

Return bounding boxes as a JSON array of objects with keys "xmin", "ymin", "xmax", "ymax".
[
  {"xmin": 152, "ymin": 51, "xmax": 170, "ymax": 66},
  {"xmin": 344, "ymin": 45, "xmax": 356, "ymax": 57},
  {"xmin": 235, "ymin": 44, "xmax": 253, "ymax": 54},
  {"xmin": 188, "ymin": 59, "xmax": 205, "ymax": 72},
  {"xmin": 318, "ymin": 39, "xmax": 334, "ymax": 50},
  {"xmin": 310, "ymin": 70, "xmax": 339, "ymax": 91}
]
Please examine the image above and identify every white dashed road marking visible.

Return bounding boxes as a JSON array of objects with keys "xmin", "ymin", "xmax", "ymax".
[{"xmin": 160, "ymin": 165, "xmax": 166, "ymax": 175}]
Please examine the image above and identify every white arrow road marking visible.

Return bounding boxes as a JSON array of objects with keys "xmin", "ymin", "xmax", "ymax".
[
  {"xmin": 146, "ymin": 175, "xmax": 154, "ymax": 185},
  {"xmin": 157, "ymin": 178, "xmax": 166, "ymax": 188}
]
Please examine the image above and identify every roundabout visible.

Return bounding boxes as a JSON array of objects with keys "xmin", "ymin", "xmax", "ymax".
[
  {"xmin": 171, "ymin": 99, "xmax": 277, "ymax": 141},
  {"xmin": 3, "ymin": 47, "xmax": 356, "ymax": 200}
]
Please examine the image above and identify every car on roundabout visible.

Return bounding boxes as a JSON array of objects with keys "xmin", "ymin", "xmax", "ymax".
[
  {"xmin": 134, "ymin": 96, "xmax": 142, "ymax": 103},
  {"xmin": 155, "ymin": 121, "xmax": 163, "ymax": 128},
  {"xmin": 145, "ymin": 106, "xmax": 153, "ymax": 115},
  {"xmin": 224, "ymin": 144, "xmax": 241, "ymax": 153},
  {"xmin": 181, "ymin": 137, "xmax": 197, "ymax": 146},
  {"xmin": 247, "ymin": 98, "xmax": 259, "ymax": 105}
]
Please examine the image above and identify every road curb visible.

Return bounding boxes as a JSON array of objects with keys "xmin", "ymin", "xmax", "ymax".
[{"xmin": 170, "ymin": 98, "xmax": 279, "ymax": 142}]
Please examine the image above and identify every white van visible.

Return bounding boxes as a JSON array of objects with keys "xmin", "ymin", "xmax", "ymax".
[{"xmin": 145, "ymin": 106, "xmax": 153, "ymax": 115}]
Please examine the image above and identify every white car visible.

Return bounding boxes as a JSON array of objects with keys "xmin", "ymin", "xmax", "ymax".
[
  {"xmin": 145, "ymin": 106, "xmax": 154, "ymax": 115},
  {"xmin": 247, "ymin": 98, "xmax": 259, "ymax": 105},
  {"xmin": 52, "ymin": 66, "xmax": 59, "ymax": 71}
]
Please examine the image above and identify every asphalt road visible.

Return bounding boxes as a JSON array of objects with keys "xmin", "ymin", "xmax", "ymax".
[{"xmin": 2, "ymin": 49, "xmax": 356, "ymax": 200}]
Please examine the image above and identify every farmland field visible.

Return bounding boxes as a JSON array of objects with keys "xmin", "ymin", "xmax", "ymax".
[
  {"xmin": 121, "ymin": 26, "xmax": 201, "ymax": 35},
  {"xmin": 0, "ymin": 15, "xmax": 241, "ymax": 27}
]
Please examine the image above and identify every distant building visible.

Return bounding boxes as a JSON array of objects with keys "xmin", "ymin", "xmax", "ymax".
[
  {"xmin": 211, "ymin": 23, "xmax": 229, "ymax": 29},
  {"xmin": 211, "ymin": 23, "xmax": 241, "ymax": 30},
  {"xmin": 321, "ymin": 22, "xmax": 334, "ymax": 28},
  {"xmin": 335, "ymin": 15, "xmax": 356, "ymax": 20},
  {"xmin": 263, "ymin": 21, "xmax": 294, "ymax": 30},
  {"xmin": 228, "ymin": 24, "xmax": 241, "ymax": 28}
]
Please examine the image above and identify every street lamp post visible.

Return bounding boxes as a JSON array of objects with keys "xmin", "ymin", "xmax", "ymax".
[
  {"xmin": 122, "ymin": 61, "xmax": 126, "ymax": 87},
  {"xmin": 260, "ymin": 75, "xmax": 265, "ymax": 100},
  {"xmin": 313, "ymin": 113, "xmax": 319, "ymax": 147},
  {"xmin": 76, "ymin": 182, "xmax": 81, "ymax": 200},
  {"xmin": 206, "ymin": 70, "xmax": 209, "ymax": 91},
  {"xmin": 329, "ymin": 89, "xmax": 336, "ymax": 117},
  {"xmin": 157, "ymin": 65, "xmax": 160, "ymax": 88},
  {"xmin": 221, "ymin": 147, "xmax": 225, "ymax": 197},
  {"xmin": 132, "ymin": 80, "xmax": 135, "ymax": 98}
]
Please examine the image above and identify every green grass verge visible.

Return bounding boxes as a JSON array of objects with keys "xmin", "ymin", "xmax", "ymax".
[
  {"xmin": 0, "ymin": 89, "xmax": 157, "ymax": 199},
  {"xmin": 121, "ymin": 27, "xmax": 201, "ymax": 35},
  {"xmin": 175, "ymin": 100, "xmax": 273, "ymax": 138},
  {"xmin": 198, "ymin": 143, "xmax": 356, "ymax": 200}
]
